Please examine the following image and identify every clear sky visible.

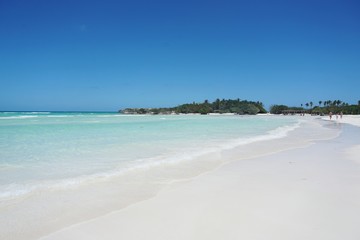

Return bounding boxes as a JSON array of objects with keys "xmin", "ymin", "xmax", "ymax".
[{"xmin": 0, "ymin": 0, "xmax": 359, "ymax": 111}]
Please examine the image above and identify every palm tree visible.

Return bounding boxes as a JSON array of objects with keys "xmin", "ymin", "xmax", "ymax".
[
  {"xmin": 319, "ymin": 101, "xmax": 322, "ymax": 107},
  {"xmin": 305, "ymin": 103, "xmax": 309, "ymax": 108},
  {"xmin": 257, "ymin": 101, "xmax": 264, "ymax": 107},
  {"xmin": 310, "ymin": 101, "xmax": 313, "ymax": 108},
  {"xmin": 215, "ymin": 98, "xmax": 220, "ymax": 110}
]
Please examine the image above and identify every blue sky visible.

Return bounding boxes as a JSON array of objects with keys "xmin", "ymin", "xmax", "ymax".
[{"xmin": 0, "ymin": 0, "xmax": 359, "ymax": 111}]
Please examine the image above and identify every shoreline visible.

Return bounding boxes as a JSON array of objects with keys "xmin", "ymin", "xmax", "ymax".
[
  {"xmin": 39, "ymin": 117, "xmax": 360, "ymax": 240},
  {"xmin": 2, "ymin": 116, "xmax": 360, "ymax": 240}
]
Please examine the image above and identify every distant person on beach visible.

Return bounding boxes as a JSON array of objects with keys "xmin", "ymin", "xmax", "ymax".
[
  {"xmin": 329, "ymin": 111, "xmax": 333, "ymax": 120},
  {"xmin": 340, "ymin": 111, "xmax": 343, "ymax": 119}
]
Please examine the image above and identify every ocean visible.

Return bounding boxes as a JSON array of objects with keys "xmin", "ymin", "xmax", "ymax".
[{"xmin": 0, "ymin": 112, "xmax": 300, "ymax": 201}]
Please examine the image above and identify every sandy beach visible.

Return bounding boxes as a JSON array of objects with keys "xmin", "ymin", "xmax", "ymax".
[
  {"xmin": 35, "ymin": 116, "xmax": 360, "ymax": 240},
  {"xmin": 2, "ymin": 0, "xmax": 360, "ymax": 239}
]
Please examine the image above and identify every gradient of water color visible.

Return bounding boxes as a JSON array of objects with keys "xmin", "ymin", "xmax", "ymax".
[{"xmin": 0, "ymin": 112, "xmax": 300, "ymax": 200}]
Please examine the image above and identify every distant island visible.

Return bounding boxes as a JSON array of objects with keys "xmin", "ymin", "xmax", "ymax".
[
  {"xmin": 120, "ymin": 99, "xmax": 360, "ymax": 115},
  {"xmin": 120, "ymin": 99, "xmax": 266, "ymax": 115}
]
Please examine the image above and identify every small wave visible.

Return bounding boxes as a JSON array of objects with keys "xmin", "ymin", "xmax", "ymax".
[
  {"xmin": 116, "ymin": 114, "xmax": 149, "ymax": 117},
  {"xmin": 210, "ymin": 120, "xmax": 302, "ymax": 151},
  {"xmin": 21, "ymin": 112, "xmax": 51, "ymax": 115},
  {"xmin": 0, "ymin": 116, "xmax": 39, "ymax": 120},
  {"xmin": 0, "ymin": 185, "xmax": 36, "ymax": 199},
  {"xmin": 95, "ymin": 115, "xmax": 123, "ymax": 118},
  {"xmin": 45, "ymin": 115, "xmax": 74, "ymax": 118}
]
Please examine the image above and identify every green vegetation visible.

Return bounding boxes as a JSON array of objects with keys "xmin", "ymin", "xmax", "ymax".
[
  {"xmin": 120, "ymin": 99, "xmax": 266, "ymax": 115},
  {"xmin": 269, "ymin": 105, "xmax": 295, "ymax": 114},
  {"xmin": 270, "ymin": 100, "xmax": 360, "ymax": 115},
  {"xmin": 120, "ymin": 99, "xmax": 360, "ymax": 115}
]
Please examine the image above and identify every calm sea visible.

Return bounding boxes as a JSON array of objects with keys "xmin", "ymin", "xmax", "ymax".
[{"xmin": 0, "ymin": 112, "xmax": 299, "ymax": 200}]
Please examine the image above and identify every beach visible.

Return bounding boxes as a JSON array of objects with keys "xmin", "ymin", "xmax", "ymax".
[
  {"xmin": 33, "ymin": 115, "xmax": 360, "ymax": 240},
  {"xmin": 1, "ymin": 115, "xmax": 360, "ymax": 240},
  {"xmin": 2, "ymin": 0, "xmax": 360, "ymax": 239}
]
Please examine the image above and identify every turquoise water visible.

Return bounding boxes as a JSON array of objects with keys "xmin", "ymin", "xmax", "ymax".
[{"xmin": 0, "ymin": 112, "xmax": 299, "ymax": 200}]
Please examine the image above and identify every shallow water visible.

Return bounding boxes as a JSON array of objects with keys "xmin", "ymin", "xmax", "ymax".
[{"xmin": 0, "ymin": 112, "xmax": 299, "ymax": 200}]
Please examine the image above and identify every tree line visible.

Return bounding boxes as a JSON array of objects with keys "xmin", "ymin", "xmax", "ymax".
[
  {"xmin": 120, "ymin": 99, "xmax": 360, "ymax": 115},
  {"xmin": 120, "ymin": 99, "xmax": 267, "ymax": 115},
  {"xmin": 270, "ymin": 100, "xmax": 360, "ymax": 115}
]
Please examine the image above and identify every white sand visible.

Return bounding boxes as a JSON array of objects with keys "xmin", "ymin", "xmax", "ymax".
[
  {"xmin": 340, "ymin": 115, "xmax": 360, "ymax": 127},
  {"xmin": 322, "ymin": 114, "xmax": 360, "ymax": 127},
  {"xmin": 38, "ymin": 118, "xmax": 360, "ymax": 240}
]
